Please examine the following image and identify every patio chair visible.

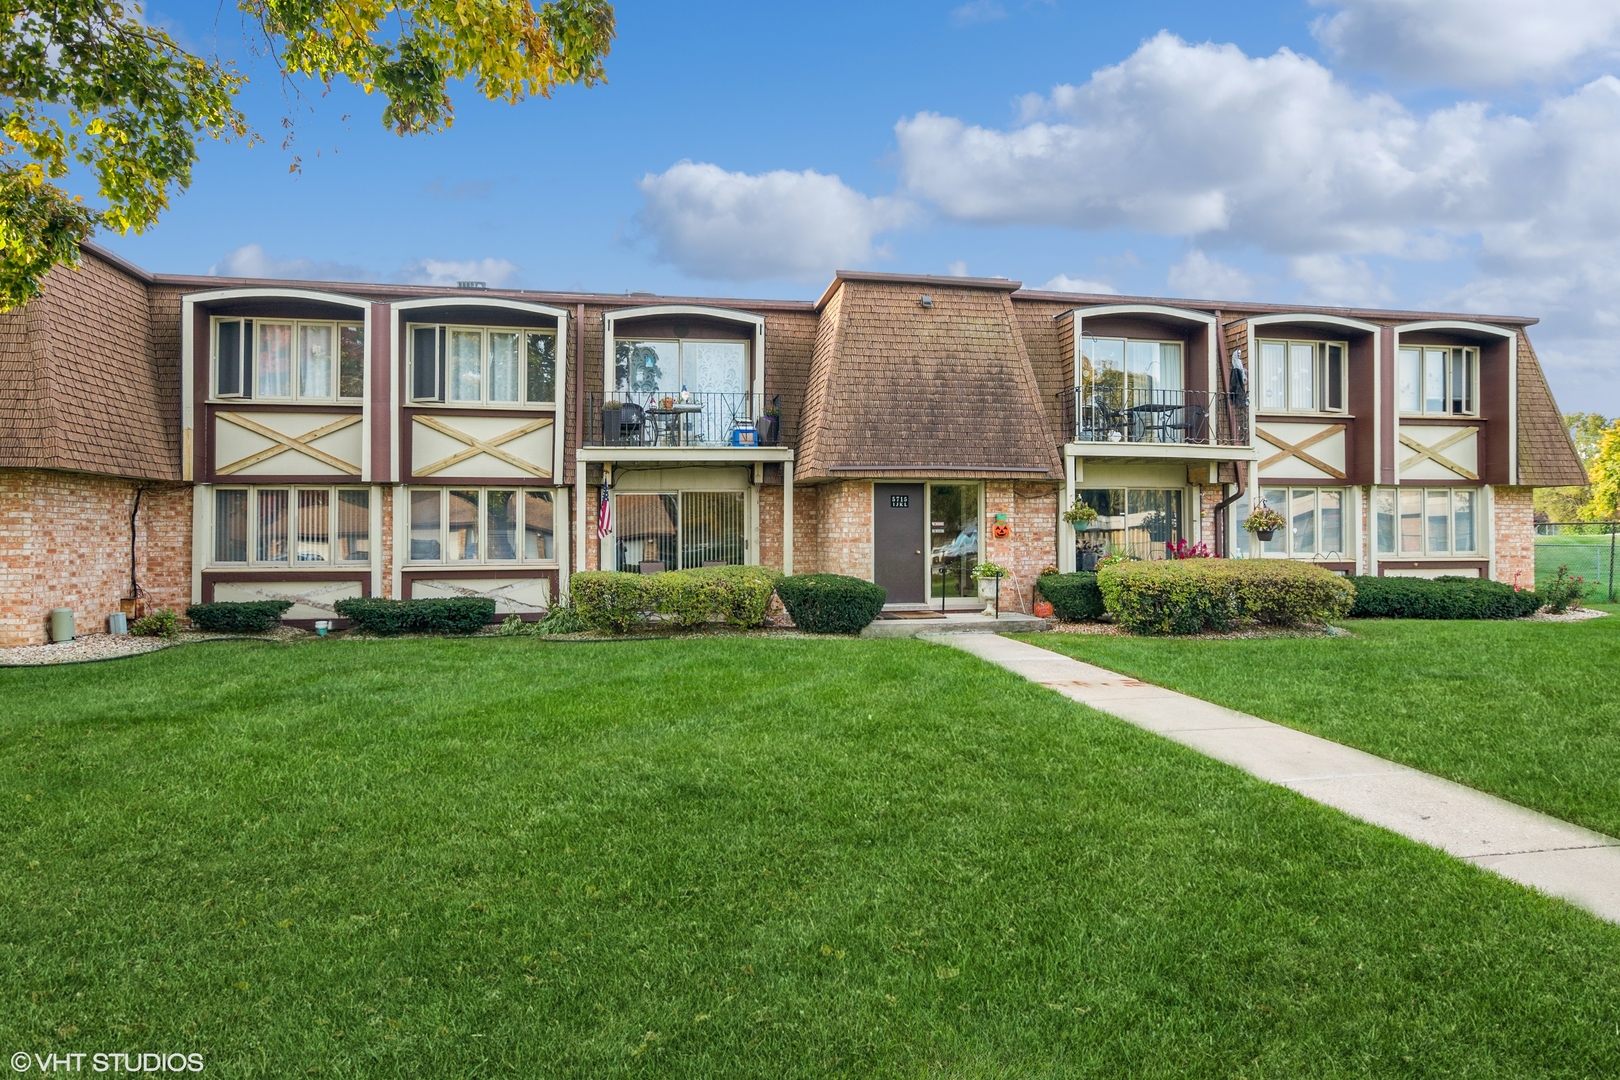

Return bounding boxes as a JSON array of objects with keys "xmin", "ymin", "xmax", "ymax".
[{"xmin": 1157, "ymin": 403, "xmax": 1208, "ymax": 444}]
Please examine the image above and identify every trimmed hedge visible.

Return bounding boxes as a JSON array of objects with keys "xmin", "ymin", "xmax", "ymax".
[
  {"xmin": 1345, "ymin": 575, "xmax": 1543, "ymax": 620},
  {"xmin": 1036, "ymin": 572, "xmax": 1105, "ymax": 622},
  {"xmin": 185, "ymin": 600, "xmax": 291, "ymax": 633},
  {"xmin": 331, "ymin": 597, "xmax": 496, "ymax": 635},
  {"xmin": 1099, "ymin": 559, "xmax": 1355, "ymax": 635},
  {"xmin": 774, "ymin": 574, "xmax": 887, "ymax": 634},
  {"xmin": 571, "ymin": 566, "xmax": 782, "ymax": 634}
]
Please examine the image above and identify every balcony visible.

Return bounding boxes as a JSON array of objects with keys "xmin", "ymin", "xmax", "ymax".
[
  {"xmin": 1059, "ymin": 385, "xmax": 1249, "ymax": 448},
  {"xmin": 584, "ymin": 392, "xmax": 787, "ymax": 450}
]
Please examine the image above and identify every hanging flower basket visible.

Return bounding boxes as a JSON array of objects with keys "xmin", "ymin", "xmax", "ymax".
[
  {"xmin": 1062, "ymin": 500, "xmax": 1099, "ymax": 529},
  {"xmin": 1243, "ymin": 506, "xmax": 1285, "ymax": 543}
]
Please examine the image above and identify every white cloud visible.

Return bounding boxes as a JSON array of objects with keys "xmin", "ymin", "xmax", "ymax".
[
  {"xmin": 209, "ymin": 244, "xmax": 366, "ymax": 281},
  {"xmin": 950, "ymin": 1, "xmax": 1006, "ymax": 27},
  {"xmin": 1311, "ymin": 0, "xmax": 1620, "ymax": 86},
  {"xmin": 1040, "ymin": 273, "xmax": 1118, "ymax": 294},
  {"xmin": 946, "ymin": 260, "xmax": 970, "ymax": 276},
  {"xmin": 637, "ymin": 161, "xmax": 916, "ymax": 282},
  {"xmin": 399, "ymin": 257, "xmax": 520, "ymax": 288},
  {"xmin": 1167, "ymin": 251, "xmax": 1258, "ymax": 300},
  {"xmin": 1286, "ymin": 254, "xmax": 1394, "ymax": 307}
]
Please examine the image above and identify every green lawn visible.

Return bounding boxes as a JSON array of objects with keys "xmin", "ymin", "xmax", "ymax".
[
  {"xmin": 5, "ymin": 637, "xmax": 1620, "ymax": 1078},
  {"xmin": 1536, "ymin": 532, "xmax": 1618, "ymax": 594},
  {"xmin": 1019, "ymin": 606, "xmax": 1620, "ymax": 838}
]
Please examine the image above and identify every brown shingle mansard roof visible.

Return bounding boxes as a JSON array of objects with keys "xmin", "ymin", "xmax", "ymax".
[{"xmin": 0, "ymin": 246, "xmax": 1588, "ymax": 486}]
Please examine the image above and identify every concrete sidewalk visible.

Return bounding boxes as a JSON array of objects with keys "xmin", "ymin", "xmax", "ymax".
[{"xmin": 927, "ymin": 632, "xmax": 1620, "ymax": 925}]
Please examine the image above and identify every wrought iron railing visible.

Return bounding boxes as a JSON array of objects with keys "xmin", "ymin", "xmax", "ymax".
[
  {"xmin": 1058, "ymin": 385, "xmax": 1248, "ymax": 447},
  {"xmin": 585, "ymin": 392, "xmax": 787, "ymax": 449}
]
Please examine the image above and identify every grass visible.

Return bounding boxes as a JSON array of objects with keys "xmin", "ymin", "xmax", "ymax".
[
  {"xmin": 1019, "ymin": 605, "xmax": 1620, "ymax": 838},
  {"xmin": 1536, "ymin": 533, "xmax": 1618, "ymax": 594},
  {"xmin": 4, "ymin": 636, "xmax": 1620, "ymax": 1078}
]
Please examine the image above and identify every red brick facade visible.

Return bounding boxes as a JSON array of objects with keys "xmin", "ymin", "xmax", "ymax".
[
  {"xmin": 983, "ymin": 481, "xmax": 1060, "ymax": 611},
  {"xmin": 1492, "ymin": 485, "xmax": 1536, "ymax": 590},
  {"xmin": 0, "ymin": 470, "xmax": 191, "ymax": 646}
]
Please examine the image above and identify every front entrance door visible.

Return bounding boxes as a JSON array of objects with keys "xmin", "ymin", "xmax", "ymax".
[{"xmin": 873, "ymin": 483, "xmax": 925, "ymax": 604}]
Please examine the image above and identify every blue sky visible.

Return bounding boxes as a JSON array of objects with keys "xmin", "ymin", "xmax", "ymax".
[{"xmin": 94, "ymin": 0, "xmax": 1620, "ymax": 411}]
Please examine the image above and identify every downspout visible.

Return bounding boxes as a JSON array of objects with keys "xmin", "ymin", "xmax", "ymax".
[
  {"xmin": 1210, "ymin": 311, "xmax": 1246, "ymax": 555},
  {"xmin": 128, "ymin": 486, "xmax": 146, "ymax": 601}
]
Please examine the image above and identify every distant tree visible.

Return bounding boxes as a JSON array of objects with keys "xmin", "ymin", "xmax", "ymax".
[
  {"xmin": 1535, "ymin": 411, "xmax": 1612, "ymax": 523},
  {"xmin": 0, "ymin": 0, "xmax": 615, "ymax": 309},
  {"xmin": 1584, "ymin": 419, "xmax": 1620, "ymax": 522}
]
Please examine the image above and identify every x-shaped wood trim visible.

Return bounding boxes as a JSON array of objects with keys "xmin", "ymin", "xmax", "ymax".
[
  {"xmin": 414, "ymin": 414, "xmax": 554, "ymax": 479},
  {"xmin": 1257, "ymin": 424, "xmax": 1347, "ymax": 479},
  {"xmin": 1399, "ymin": 429, "xmax": 1479, "ymax": 481},
  {"xmin": 216, "ymin": 412, "xmax": 361, "ymax": 475}
]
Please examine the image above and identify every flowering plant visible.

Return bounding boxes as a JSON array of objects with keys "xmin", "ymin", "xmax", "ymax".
[
  {"xmin": 970, "ymin": 560, "xmax": 1008, "ymax": 580},
  {"xmin": 1062, "ymin": 499, "xmax": 1099, "ymax": 527},
  {"xmin": 1242, "ymin": 507, "xmax": 1286, "ymax": 534},
  {"xmin": 1165, "ymin": 539, "xmax": 1212, "ymax": 560},
  {"xmin": 1096, "ymin": 552, "xmax": 1137, "ymax": 569}
]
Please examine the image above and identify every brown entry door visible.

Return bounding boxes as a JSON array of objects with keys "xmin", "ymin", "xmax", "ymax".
[{"xmin": 873, "ymin": 483, "xmax": 926, "ymax": 604}]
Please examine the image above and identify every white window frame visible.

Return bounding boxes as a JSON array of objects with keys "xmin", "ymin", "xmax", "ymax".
[
  {"xmin": 1078, "ymin": 337, "xmax": 1185, "ymax": 393},
  {"xmin": 1374, "ymin": 486, "xmax": 1482, "ymax": 558},
  {"xmin": 210, "ymin": 485, "xmax": 373, "ymax": 567},
  {"xmin": 1255, "ymin": 338, "xmax": 1347, "ymax": 414},
  {"xmin": 407, "ymin": 323, "xmax": 560, "ymax": 408},
  {"xmin": 406, "ymin": 486, "xmax": 558, "ymax": 566},
  {"xmin": 1237, "ymin": 486, "xmax": 1350, "ymax": 559},
  {"xmin": 210, "ymin": 317, "xmax": 365, "ymax": 404},
  {"xmin": 1398, "ymin": 346, "xmax": 1478, "ymax": 417}
]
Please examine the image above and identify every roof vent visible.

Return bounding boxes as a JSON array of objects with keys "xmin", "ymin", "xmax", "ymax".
[
  {"xmin": 457, "ymin": 280, "xmax": 487, "ymax": 289},
  {"xmin": 919, "ymin": 294, "xmax": 933, "ymax": 308}
]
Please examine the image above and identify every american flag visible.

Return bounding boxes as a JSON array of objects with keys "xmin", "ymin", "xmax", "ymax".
[{"xmin": 597, "ymin": 485, "xmax": 613, "ymax": 540}]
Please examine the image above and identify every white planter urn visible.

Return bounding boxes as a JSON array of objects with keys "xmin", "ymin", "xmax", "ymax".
[{"xmin": 977, "ymin": 576, "xmax": 1002, "ymax": 617}]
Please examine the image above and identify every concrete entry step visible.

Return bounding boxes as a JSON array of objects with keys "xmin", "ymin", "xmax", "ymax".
[{"xmin": 861, "ymin": 611, "xmax": 1050, "ymax": 638}]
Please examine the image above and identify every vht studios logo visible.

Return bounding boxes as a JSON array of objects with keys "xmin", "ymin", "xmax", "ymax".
[{"xmin": 11, "ymin": 1052, "xmax": 204, "ymax": 1073}]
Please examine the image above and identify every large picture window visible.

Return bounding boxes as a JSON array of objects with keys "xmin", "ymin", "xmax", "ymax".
[
  {"xmin": 1256, "ymin": 339, "xmax": 1345, "ymax": 413},
  {"xmin": 213, "ymin": 318, "xmax": 363, "ymax": 402},
  {"xmin": 613, "ymin": 491, "xmax": 746, "ymax": 572},
  {"xmin": 1078, "ymin": 337, "xmax": 1183, "ymax": 396},
  {"xmin": 1232, "ymin": 487, "xmax": 1347, "ymax": 558},
  {"xmin": 614, "ymin": 339, "xmax": 748, "ymax": 397},
  {"xmin": 1398, "ymin": 346, "xmax": 1476, "ymax": 415},
  {"xmin": 408, "ymin": 487, "xmax": 555, "ymax": 563},
  {"xmin": 1072, "ymin": 488, "xmax": 1183, "ymax": 565},
  {"xmin": 212, "ymin": 486, "xmax": 370, "ymax": 565},
  {"xmin": 1375, "ymin": 487, "xmax": 1478, "ymax": 556},
  {"xmin": 409, "ymin": 324, "xmax": 558, "ymax": 406}
]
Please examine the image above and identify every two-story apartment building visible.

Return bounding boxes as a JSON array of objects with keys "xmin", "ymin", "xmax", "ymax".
[{"xmin": 0, "ymin": 245, "xmax": 1585, "ymax": 645}]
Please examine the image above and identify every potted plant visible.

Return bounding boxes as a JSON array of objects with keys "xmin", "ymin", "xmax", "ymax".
[
  {"xmin": 971, "ymin": 560, "xmax": 1008, "ymax": 617},
  {"xmin": 756, "ymin": 394, "xmax": 782, "ymax": 446},
  {"xmin": 1243, "ymin": 505, "xmax": 1285, "ymax": 542},
  {"xmin": 1062, "ymin": 499, "xmax": 1099, "ymax": 530}
]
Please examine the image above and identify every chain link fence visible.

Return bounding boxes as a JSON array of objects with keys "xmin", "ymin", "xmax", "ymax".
[{"xmin": 1535, "ymin": 521, "xmax": 1619, "ymax": 601}]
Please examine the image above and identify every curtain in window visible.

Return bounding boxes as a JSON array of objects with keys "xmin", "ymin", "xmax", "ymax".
[
  {"xmin": 1288, "ymin": 343, "xmax": 1315, "ymax": 411},
  {"xmin": 1454, "ymin": 490, "xmax": 1477, "ymax": 552},
  {"xmin": 683, "ymin": 341, "xmax": 747, "ymax": 395},
  {"xmin": 488, "ymin": 332, "xmax": 521, "ymax": 403},
  {"xmin": 448, "ymin": 331, "xmax": 482, "ymax": 402},
  {"xmin": 1290, "ymin": 488, "xmax": 1317, "ymax": 554},
  {"xmin": 337, "ymin": 490, "xmax": 369, "ymax": 561},
  {"xmin": 524, "ymin": 491, "xmax": 555, "ymax": 560},
  {"xmin": 616, "ymin": 493, "xmax": 678, "ymax": 571},
  {"xmin": 681, "ymin": 491, "xmax": 746, "ymax": 568},
  {"xmin": 1259, "ymin": 342, "xmax": 1288, "ymax": 410},
  {"xmin": 1399, "ymin": 489, "xmax": 1423, "ymax": 553},
  {"xmin": 1425, "ymin": 489, "xmax": 1450, "ymax": 553},
  {"xmin": 1376, "ymin": 488, "xmax": 1397, "ymax": 554},
  {"xmin": 409, "ymin": 490, "xmax": 442, "ymax": 561},
  {"xmin": 1126, "ymin": 489, "xmax": 1182, "ymax": 556},
  {"xmin": 257, "ymin": 489, "xmax": 289, "ymax": 562},
  {"xmin": 526, "ymin": 333, "xmax": 556, "ymax": 403},
  {"xmin": 299, "ymin": 324, "xmax": 332, "ymax": 398},
  {"xmin": 447, "ymin": 489, "xmax": 479, "ymax": 560},
  {"xmin": 296, "ymin": 489, "xmax": 330, "ymax": 562},
  {"xmin": 1260, "ymin": 487, "xmax": 1288, "ymax": 554},
  {"xmin": 1423, "ymin": 349, "xmax": 1447, "ymax": 413},
  {"xmin": 214, "ymin": 489, "xmax": 247, "ymax": 562},
  {"xmin": 1398, "ymin": 349, "xmax": 1421, "ymax": 413},
  {"xmin": 257, "ymin": 323, "xmax": 293, "ymax": 398},
  {"xmin": 1319, "ymin": 489, "xmax": 1345, "ymax": 554}
]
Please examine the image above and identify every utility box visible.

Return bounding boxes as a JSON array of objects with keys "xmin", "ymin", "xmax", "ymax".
[{"xmin": 49, "ymin": 607, "xmax": 75, "ymax": 643}]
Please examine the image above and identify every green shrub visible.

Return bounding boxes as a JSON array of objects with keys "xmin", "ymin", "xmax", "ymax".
[
  {"xmin": 1346, "ymin": 576, "xmax": 1543, "ymax": 619},
  {"xmin": 1036, "ymin": 572, "xmax": 1105, "ymax": 621},
  {"xmin": 497, "ymin": 614, "xmax": 534, "ymax": 636},
  {"xmin": 1099, "ymin": 559, "xmax": 1355, "ymax": 635},
  {"xmin": 535, "ymin": 598, "xmax": 589, "ymax": 635},
  {"xmin": 129, "ymin": 608, "xmax": 179, "ymax": 639},
  {"xmin": 572, "ymin": 567, "xmax": 783, "ymax": 634},
  {"xmin": 1541, "ymin": 565, "xmax": 1591, "ymax": 614},
  {"xmin": 332, "ymin": 597, "xmax": 496, "ymax": 635},
  {"xmin": 775, "ymin": 574, "xmax": 886, "ymax": 634},
  {"xmin": 185, "ymin": 600, "xmax": 291, "ymax": 633}
]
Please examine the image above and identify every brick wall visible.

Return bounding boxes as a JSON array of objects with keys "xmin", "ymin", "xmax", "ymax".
[
  {"xmin": 818, "ymin": 481, "xmax": 872, "ymax": 579},
  {"xmin": 758, "ymin": 483, "xmax": 783, "ymax": 571},
  {"xmin": 1198, "ymin": 484, "xmax": 1224, "ymax": 549},
  {"xmin": 791, "ymin": 484, "xmax": 822, "ymax": 572},
  {"xmin": 0, "ymin": 469, "xmax": 191, "ymax": 647},
  {"xmin": 984, "ymin": 481, "xmax": 1059, "ymax": 611},
  {"xmin": 1493, "ymin": 485, "xmax": 1535, "ymax": 588},
  {"xmin": 379, "ymin": 485, "xmax": 395, "ymax": 598}
]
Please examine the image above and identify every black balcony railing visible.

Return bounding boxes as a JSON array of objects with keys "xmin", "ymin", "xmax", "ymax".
[
  {"xmin": 585, "ymin": 391, "xmax": 786, "ymax": 449},
  {"xmin": 1059, "ymin": 385, "xmax": 1249, "ymax": 447}
]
